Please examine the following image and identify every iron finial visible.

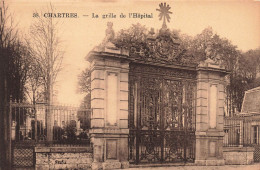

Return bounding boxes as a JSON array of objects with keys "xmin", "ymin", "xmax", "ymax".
[{"xmin": 156, "ymin": 2, "xmax": 173, "ymax": 30}]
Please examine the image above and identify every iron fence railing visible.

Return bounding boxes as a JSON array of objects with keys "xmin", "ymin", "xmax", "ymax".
[
  {"xmin": 224, "ymin": 114, "xmax": 260, "ymax": 147},
  {"xmin": 9, "ymin": 100, "xmax": 91, "ymax": 146}
]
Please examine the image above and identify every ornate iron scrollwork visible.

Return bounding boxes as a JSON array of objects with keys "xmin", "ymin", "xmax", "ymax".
[
  {"xmin": 127, "ymin": 27, "xmax": 197, "ymax": 66},
  {"xmin": 129, "ymin": 63, "xmax": 196, "ymax": 164},
  {"xmin": 128, "ymin": 2, "xmax": 196, "ymax": 164}
]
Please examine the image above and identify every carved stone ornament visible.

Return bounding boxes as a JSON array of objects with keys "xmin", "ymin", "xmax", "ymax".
[
  {"xmin": 127, "ymin": 3, "xmax": 196, "ymax": 67},
  {"xmin": 156, "ymin": 33, "xmax": 175, "ymax": 57},
  {"xmin": 91, "ymin": 22, "xmax": 130, "ymax": 56},
  {"xmin": 153, "ymin": 30, "xmax": 180, "ymax": 61},
  {"xmin": 104, "ymin": 22, "xmax": 115, "ymax": 44}
]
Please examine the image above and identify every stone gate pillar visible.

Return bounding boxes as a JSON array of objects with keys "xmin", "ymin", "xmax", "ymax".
[
  {"xmin": 195, "ymin": 58, "xmax": 228, "ymax": 165},
  {"xmin": 87, "ymin": 23, "xmax": 130, "ymax": 170}
]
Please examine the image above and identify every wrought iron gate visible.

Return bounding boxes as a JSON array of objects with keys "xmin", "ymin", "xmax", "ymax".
[{"xmin": 129, "ymin": 63, "xmax": 196, "ymax": 164}]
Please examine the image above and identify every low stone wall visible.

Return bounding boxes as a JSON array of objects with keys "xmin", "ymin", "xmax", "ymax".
[
  {"xmin": 35, "ymin": 146, "xmax": 93, "ymax": 170},
  {"xmin": 223, "ymin": 147, "xmax": 254, "ymax": 165}
]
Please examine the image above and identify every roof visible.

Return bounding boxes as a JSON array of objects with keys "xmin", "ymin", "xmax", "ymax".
[{"xmin": 241, "ymin": 86, "xmax": 260, "ymax": 114}]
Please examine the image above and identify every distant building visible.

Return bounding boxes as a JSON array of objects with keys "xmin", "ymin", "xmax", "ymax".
[
  {"xmin": 239, "ymin": 86, "xmax": 260, "ymax": 145},
  {"xmin": 224, "ymin": 86, "xmax": 260, "ymax": 152},
  {"xmin": 241, "ymin": 86, "xmax": 260, "ymax": 114}
]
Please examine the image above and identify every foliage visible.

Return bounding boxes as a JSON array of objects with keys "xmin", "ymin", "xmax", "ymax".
[
  {"xmin": 0, "ymin": 2, "xmax": 32, "ymax": 166},
  {"xmin": 178, "ymin": 27, "xmax": 245, "ymax": 115},
  {"xmin": 113, "ymin": 23, "xmax": 149, "ymax": 56},
  {"xmin": 53, "ymin": 125, "xmax": 65, "ymax": 141},
  {"xmin": 78, "ymin": 131, "xmax": 88, "ymax": 139},
  {"xmin": 78, "ymin": 68, "xmax": 91, "ymax": 94},
  {"xmin": 179, "ymin": 27, "xmax": 240, "ymax": 68},
  {"xmin": 178, "ymin": 26, "xmax": 260, "ymax": 115},
  {"xmin": 77, "ymin": 67, "xmax": 91, "ymax": 130},
  {"xmin": 239, "ymin": 48, "xmax": 260, "ymax": 88},
  {"xmin": 0, "ymin": 1, "xmax": 31, "ymax": 102},
  {"xmin": 227, "ymin": 48, "xmax": 260, "ymax": 113},
  {"xmin": 77, "ymin": 94, "xmax": 91, "ymax": 130},
  {"xmin": 64, "ymin": 122, "xmax": 77, "ymax": 141}
]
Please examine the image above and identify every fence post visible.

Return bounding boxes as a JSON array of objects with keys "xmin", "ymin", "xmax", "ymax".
[
  {"xmin": 34, "ymin": 105, "xmax": 38, "ymax": 142},
  {"xmin": 239, "ymin": 119, "xmax": 243, "ymax": 147},
  {"xmin": 46, "ymin": 104, "xmax": 53, "ymax": 142},
  {"xmin": 7, "ymin": 97, "xmax": 12, "ymax": 170}
]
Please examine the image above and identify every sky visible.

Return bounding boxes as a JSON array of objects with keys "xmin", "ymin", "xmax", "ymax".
[{"xmin": 5, "ymin": 0, "xmax": 260, "ymax": 105}]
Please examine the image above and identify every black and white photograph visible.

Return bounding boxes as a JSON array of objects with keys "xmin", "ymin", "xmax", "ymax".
[{"xmin": 0, "ymin": 0, "xmax": 260, "ymax": 169}]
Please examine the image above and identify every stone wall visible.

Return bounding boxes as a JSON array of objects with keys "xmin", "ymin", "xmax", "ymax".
[
  {"xmin": 35, "ymin": 147, "xmax": 93, "ymax": 170},
  {"xmin": 223, "ymin": 147, "xmax": 254, "ymax": 165}
]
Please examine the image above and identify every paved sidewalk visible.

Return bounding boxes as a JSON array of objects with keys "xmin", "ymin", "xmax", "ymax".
[{"xmin": 127, "ymin": 163, "xmax": 260, "ymax": 170}]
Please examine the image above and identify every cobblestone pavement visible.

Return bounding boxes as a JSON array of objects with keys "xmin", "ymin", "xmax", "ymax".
[{"xmin": 128, "ymin": 163, "xmax": 260, "ymax": 170}]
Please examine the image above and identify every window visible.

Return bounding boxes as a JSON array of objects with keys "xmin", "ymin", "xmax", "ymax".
[{"xmin": 253, "ymin": 126, "xmax": 259, "ymax": 144}]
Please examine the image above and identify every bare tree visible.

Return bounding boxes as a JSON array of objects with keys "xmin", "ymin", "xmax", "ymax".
[
  {"xmin": 27, "ymin": 4, "xmax": 64, "ymax": 141},
  {"xmin": 25, "ymin": 43, "xmax": 45, "ymax": 105},
  {"xmin": 28, "ymin": 5, "xmax": 63, "ymax": 105},
  {"xmin": 78, "ymin": 67, "xmax": 91, "ymax": 95}
]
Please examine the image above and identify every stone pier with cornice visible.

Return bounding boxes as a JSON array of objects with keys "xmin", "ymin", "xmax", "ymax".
[{"xmin": 87, "ymin": 22, "xmax": 130, "ymax": 170}]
